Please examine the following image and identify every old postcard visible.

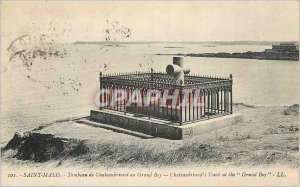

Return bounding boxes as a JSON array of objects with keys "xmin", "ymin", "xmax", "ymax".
[{"xmin": 0, "ymin": 1, "xmax": 299, "ymax": 186}]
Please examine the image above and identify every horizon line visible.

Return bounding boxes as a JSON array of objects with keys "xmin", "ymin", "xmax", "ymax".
[{"xmin": 72, "ymin": 40, "xmax": 299, "ymax": 43}]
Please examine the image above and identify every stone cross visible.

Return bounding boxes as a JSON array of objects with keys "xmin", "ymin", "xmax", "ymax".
[{"xmin": 166, "ymin": 57, "xmax": 190, "ymax": 85}]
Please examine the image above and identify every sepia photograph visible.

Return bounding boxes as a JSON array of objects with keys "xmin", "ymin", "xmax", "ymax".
[{"xmin": 0, "ymin": 1, "xmax": 299, "ymax": 186}]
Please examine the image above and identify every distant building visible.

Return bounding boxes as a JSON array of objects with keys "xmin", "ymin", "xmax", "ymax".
[{"xmin": 265, "ymin": 42, "xmax": 299, "ymax": 53}]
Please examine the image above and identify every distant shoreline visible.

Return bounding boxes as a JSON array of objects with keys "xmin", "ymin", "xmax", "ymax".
[
  {"xmin": 157, "ymin": 51, "xmax": 299, "ymax": 61},
  {"xmin": 74, "ymin": 41, "xmax": 299, "ymax": 46}
]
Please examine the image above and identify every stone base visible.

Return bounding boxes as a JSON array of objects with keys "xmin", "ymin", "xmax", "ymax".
[{"xmin": 89, "ymin": 109, "xmax": 243, "ymax": 140}]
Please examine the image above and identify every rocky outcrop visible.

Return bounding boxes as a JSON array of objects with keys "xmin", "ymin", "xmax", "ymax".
[
  {"xmin": 283, "ymin": 104, "xmax": 299, "ymax": 115},
  {"xmin": 2, "ymin": 133, "xmax": 69, "ymax": 162}
]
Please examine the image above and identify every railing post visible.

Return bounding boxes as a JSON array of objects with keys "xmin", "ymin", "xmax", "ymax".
[
  {"xmin": 208, "ymin": 89, "xmax": 210, "ymax": 119},
  {"xmin": 110, "ymin": 85, "xmax": 116, "ymax": 110},
  {"xmin": 151, "ymin": 68, "xmax": 154, "ymax": 82},
  {"xmin": 148, "ymin": 80, "xmax": 151, "ymax": 119},
  {"xmin": 200, "ymin": 89, "xmax": 203, "ymax": 118},
  {"xmin": 217, "ymin": 88, "xmax": 220, "ymax": 114},
  {"xmin": 221, "ymin": 88, "xmax": 223, "ymax": 113},
  {"xmin": 124, "ymin": 87, "xmax": 126, "ymax": 115},
  {"xmin": 158, "ymin": 89, "xmax": 161, "ymax": 118},
  {"xmin": 192, "ymin": 90, "xmax": 195, "ymax": 121},
  {"xmin": 99, "ymin": 72, "xmax": 102, "ymax": 89},
  {"xmin": 224, "ymin": 88, "xmax": 227, "ymax": 113},
  {"xmin": 203, "ymin": 89, "xmax": 206, "ymax": 118},
  {"xmin": 179, "ymin": 80, "xmax": 183, "ymax": 125},
  {"xmin": 130, "ymin": 88, "xmax": 133, "ymax": 113},
  {"xmin": 170, "ymin": 88, "xmax": 173, "ymax": 121},
  {"xmin": 99, "ymin": 72, "xmax": 102, "ymax": 110},
  {"xmin": 230, "ymin": 74, "xmax": 233, "ymax": 114},
  {"xmin": 141, "ymin": 88, "xmax": 144, "ymax": 114}
]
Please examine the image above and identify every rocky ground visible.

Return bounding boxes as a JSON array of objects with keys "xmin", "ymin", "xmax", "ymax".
[{"xmin": 1, "ymin": 104, "xmax": 299, "ymax": 169}]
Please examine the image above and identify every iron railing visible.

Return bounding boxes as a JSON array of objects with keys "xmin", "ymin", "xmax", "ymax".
[{"xmin": 99, "ymin": 70, "xmax": 233, "ymax": 125}]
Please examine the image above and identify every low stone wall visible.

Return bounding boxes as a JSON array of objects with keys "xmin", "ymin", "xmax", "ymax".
[
  {"xmin": 125, "ymin": 105, "xmax": 180, "ymax": 122},
  {"xmin": 90, "ymin": 110, "xmax": 243, "ymax": 140},
  {"xmin": 91, "ymin": 110, "xmax": 183, "ymax": 139},
  {"xmin": 181, "ymin": 114, "xmax": 243, "ymax": 139}
]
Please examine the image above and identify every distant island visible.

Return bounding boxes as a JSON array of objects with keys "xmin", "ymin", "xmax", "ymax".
[
  {"xmin": 74, "ymin": 41, "xmax": 126, "ymax": 47},
  {"xmin": 157, "ymin": 42, "xmax": 299, "ymax": 61},
  {"xmin": 164, "ymin": 46, "xmax": 184, "ymax": 48}
]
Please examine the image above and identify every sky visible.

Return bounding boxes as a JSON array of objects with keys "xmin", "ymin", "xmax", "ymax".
[{"xmin": 1, "ymin": 1, "xmax": 299, "ymax": 44}]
